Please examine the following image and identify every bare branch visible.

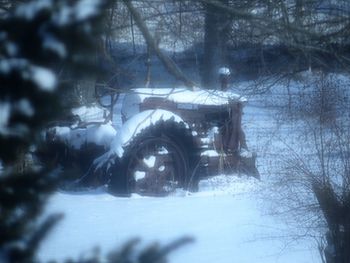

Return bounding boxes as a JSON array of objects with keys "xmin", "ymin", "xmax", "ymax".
[{"xmin": 122, "ymin": 0, "xmax": 197, "ymax": 89}]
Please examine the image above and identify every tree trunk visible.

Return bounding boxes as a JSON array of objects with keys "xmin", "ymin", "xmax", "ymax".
[{"xmin": 201, "ymin": 0, "xmax": 230, "ymax": 89}]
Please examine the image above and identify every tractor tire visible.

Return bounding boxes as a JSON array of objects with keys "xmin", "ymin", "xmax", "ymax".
[{"xmin": 108, "ymin": 121, "xmax": 199, "ymax": 196}]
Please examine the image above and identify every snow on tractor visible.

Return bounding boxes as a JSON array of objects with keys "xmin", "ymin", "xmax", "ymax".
[{"xmin": 41, "ymin": 88, "xmax": 259, "ymax": 196}]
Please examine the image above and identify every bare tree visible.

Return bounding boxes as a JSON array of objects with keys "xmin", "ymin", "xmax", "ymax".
[
  {"xmin": 201, "ymin": 0, "xmax": 231, "ymax": 88},
  {"xmin": 267, "ymin": 74, "xmax": 350, "ymax": 263}
]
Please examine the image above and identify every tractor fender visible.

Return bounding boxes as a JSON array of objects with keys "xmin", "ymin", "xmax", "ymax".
[
  {"xmin": 114, "ymin": 109, "xmax": 191, "ymax": 157},
  {"xmin": 93, "ymin": 109, "xmax": 193, "ymax": 171}
]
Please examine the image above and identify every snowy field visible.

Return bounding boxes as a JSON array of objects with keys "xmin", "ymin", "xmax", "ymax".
[
  {"xmin": 38, "ymin": 87, "xmax": 322, "ymax": 262},
  {"xmin": 38, "ymin": 176, "xmax": 319, "ymax": 263}
]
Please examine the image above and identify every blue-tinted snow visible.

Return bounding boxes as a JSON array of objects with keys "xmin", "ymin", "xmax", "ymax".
[
  {"xmin": 0, "ymin": 58, "xmax": 27, "ymax": 74},
  {"xmin": 54, "ymin": 0, "xmax": 101, "ymax": 26},
  {"xmin": 71, "ymin": 105, "xmax": 106, "ymax": 124},
  {"xmin": 75, "ymin": 0, "xmax": 100, "ymax": 21},
  {"xmin": 133, "ymin": 88, "xmax": 245, "ymax": 105},
  {"xmin": 15, "ymin": 99, "xmax": 35, "ymax": 117},
  {"xmin": 0, "ymin": 102, "xmax": 10, "ymax": 135},
  {"xmin": 15, "ymin": 0, "xmax": 52, "ymax": 20},
  {"xmin": 53, "ymin": 123, "xmax": 116, "ymax": 150},
  {"xmin": 5, "ymin": 42, "xmax": 18, "ymax": 56},
  {"xmin": 43, "ymin": 35, "xmax": 67, "ymax": 58},
  {"xmin": 30, "ymin": 66, "xmax": 57, "ymax": 91},
  {"xmin": 48, "ymin": 105, "xmax": 115, "ymax": 155},
  {"xmin": 39, "ymin": 175, "xmax": 318, "ymax": 263},
  {"xmin": 0, "ymin": 59, "xmax": 57, "ymax": 91}
]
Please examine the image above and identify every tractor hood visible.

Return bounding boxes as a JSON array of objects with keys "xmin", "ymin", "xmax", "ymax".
[
  {"xmin": 122, "ymin": 88, "xmax": 247, "ymax": 121},
  {"xmin": 133, "ymin": 88, "xmax": 246, "ymax": 105}
]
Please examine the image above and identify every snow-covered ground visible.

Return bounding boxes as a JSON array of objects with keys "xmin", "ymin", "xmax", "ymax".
[
  {"xmin": 38, "ymin": 84, "xmax": 322, "ymax": 262},
  {"xmin": 38, "ymin": 175, "xmax": 319, "ymax": 263}
]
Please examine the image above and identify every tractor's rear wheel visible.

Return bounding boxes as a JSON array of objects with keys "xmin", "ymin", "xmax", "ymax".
[
  {"xmin": 125, "ymin": 135, "xmax": 187, "ymax": 196},
  {"xmin": 108, "ymin": 131, "xmax": 192, "ymax": 196},
  {"xmin": 107, "ymin": 120, "xmax": 201, "ymax": 196}
]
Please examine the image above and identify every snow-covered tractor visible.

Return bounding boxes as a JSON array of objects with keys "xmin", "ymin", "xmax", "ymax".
[{"xmin": 41, "ymin": 88, "xmax": 258, "ymax": 196}]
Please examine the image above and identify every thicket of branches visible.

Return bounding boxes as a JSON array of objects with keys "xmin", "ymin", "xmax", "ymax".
[
  {"xmin": 261, "ymin": 74, "xmax": 350, "ymax": 263},
  {"xmin": 96, "ymin": 0, "xmax": 350, "ymax": 90}
]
